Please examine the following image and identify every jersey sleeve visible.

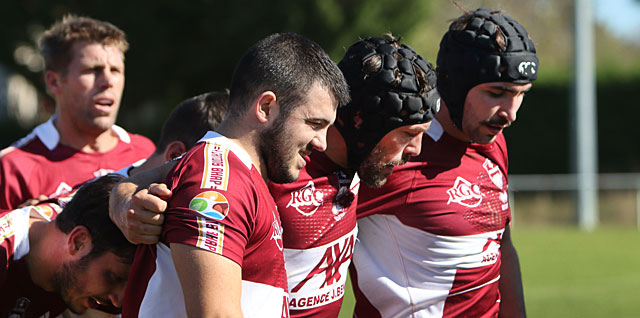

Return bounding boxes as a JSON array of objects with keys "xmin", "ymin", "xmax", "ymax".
[{"xmin": 161, "ymin": 143, "xmax": 256, "ymax": 267}]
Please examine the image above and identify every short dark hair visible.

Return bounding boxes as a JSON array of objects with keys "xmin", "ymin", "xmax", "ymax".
[
  {"xmin": 40, "ymin": 15, "xmax": 128, "ymax": 73},
  {"xmin": 155, "ymin": 90, "xmax": 229, "ymax": 154},
  {"xmin": 227, "ymin": 33, "xmax": 350, "ymax": 120},
  {"xmin": 55, "ymin": 174, "xmax": 135, "ymax": 263}
]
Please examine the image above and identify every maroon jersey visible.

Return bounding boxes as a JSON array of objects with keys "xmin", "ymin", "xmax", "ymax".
[
  {"xmin": 122, "ymin": 132, "xmax": 289, "ymax": 318},
  {"xmin": 1, "ymin": 207, "xmax": 66, "ymax": 318},
  {"xmin": 352, "ymin": 120, "xmax": 510, "ymax": 318},
  {"xmin": 268, "ymin": 152, "xmax": 359, "ymax": 318},
  {"xmin": 0, "ymin": 116, "xmax": 154, "ymax": 209}
]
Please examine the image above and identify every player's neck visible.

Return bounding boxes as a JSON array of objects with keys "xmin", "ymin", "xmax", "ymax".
[
  {"xmin": 25, "ymin": 219, "xmax": 60, "ymax": 292},
  {"xmin": 324, "ymin": 126, "xmax": 348, "ymax": 168},
  {"xmin": 435, "ymin": 104, "xmax": 472, "ymax": 143},
  {"xmin": 54, "ymin": 115, "xmax": 119, "ymax": 153},
  {"xmin": 217, "ymin": 121, "xmax": 268, "ymax": 181}
]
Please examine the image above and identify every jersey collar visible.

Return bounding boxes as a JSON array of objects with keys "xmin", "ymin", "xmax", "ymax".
[{"xmin": 35, "ymin": 114, "xmax": 131, "ymax": 151}]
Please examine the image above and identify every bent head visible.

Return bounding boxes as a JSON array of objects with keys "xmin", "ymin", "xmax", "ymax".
[
  {"xmin": 54, "ymin": 174, "xmax": 135, "ymax": 313},
  {"xmin": 227, "ymin": 33, "xmax": 350, "ymax": 183},
  {"xmin": 436, "ymin": 8, "xmax": 538, "ymax": 143},
  {"xmin": 336, "ymin": 34, "xmax": 439, "ymax": 187},
  {"xmin": 358, "ymin": 122, "xmax": 430, "ymax": 188}
]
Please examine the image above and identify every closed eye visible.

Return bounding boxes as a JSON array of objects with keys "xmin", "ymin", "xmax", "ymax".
[{"xmin": 306, "ymin": 120, "xmax": 327, "ymax": 131}]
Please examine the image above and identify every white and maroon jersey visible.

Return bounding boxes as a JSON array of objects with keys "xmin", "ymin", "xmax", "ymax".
[
  {"xmin": 122, "ymin": 131, "xmax": 289, "ymax": 318},
  {"xmin": 268, "ymin": 152, "xmax": 359, "ymax": 318},
  {"xmin": 0, "ymin": 115, "xmax": 155, "ymax": 209},
  {"xmin": 352, "ymin": 119, "xmax": 510, "ymax": 318},
  {"xmin": 1, "ymin": 207, "xmax": 66, "ymax": 317}
]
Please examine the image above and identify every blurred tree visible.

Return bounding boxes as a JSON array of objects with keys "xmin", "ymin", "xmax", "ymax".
[
  {"xmin": 1, "ymin": 0, "xmax": 639, "ymax": 173},
  {"xmin": 0, "ymin": 0, "xmax": 433, "ymax": 143}
]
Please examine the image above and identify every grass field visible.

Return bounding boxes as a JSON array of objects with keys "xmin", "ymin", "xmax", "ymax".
[{"xmin": 338, "ymin": 227, "xmax": 640, "ymax": 317}]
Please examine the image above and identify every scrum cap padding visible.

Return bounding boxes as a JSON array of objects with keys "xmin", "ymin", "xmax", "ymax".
[
  {"xmin": 337, "ymin": 36, "xmax": 440, "ymax": 169},
  {"xmin": 436, "ymin": 8, "xmax": 539, "ymax": 129}
]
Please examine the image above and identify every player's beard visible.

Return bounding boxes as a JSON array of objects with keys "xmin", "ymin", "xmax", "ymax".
[
  {"xmin": 358, "ymin": 147, "xmax": 409, "ymax": 188},
  {"xmin": 259, "ymin": 115, "xmax": 300, "ymax": 184},
  {"xmin": 51, "ymin": 255, "xmax": 92, "ymax": 314}
]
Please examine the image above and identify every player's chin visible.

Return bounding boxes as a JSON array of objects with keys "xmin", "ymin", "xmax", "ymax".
[{"xmin": 66, "ymin": 300, "xmax": 89, "ymax": 315}]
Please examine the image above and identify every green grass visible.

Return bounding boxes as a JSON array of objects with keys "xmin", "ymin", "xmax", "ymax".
[{"xmin": 338, "ymin": 227, "xmax": 640, "ymax": 318}]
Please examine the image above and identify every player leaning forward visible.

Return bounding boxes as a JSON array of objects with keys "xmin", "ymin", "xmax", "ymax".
[
  {"xmin": 352, "ymin": 8, "xmax": 539, "ymax": 318},
  {"xmin": 269, "ymin": 34, "xmax": 439, "ymax": 317}
]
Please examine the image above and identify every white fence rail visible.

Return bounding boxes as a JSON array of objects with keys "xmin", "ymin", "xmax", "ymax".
[{"xmin": 508, "ymin": 173, "xmax": 640, "ymax": 230}]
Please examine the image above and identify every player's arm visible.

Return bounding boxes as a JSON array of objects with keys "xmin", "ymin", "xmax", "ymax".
[
  {"xmin": 109, "ymin": 161, "xmax": 176, "ymax": 244},
  {"xmin": 170, "ymin": 243, "xmax": 243, "ymax": 318},
  {"xmin": 498, "ymin": 225, "xmax": 526, "ymax": 318}
]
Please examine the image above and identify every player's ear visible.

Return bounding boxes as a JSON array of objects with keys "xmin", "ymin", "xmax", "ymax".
[
  {"xmin": 164, "ymin": 141, "xmax": 187, "ymax": 161},
  {"xmin": 67, "ymin": 226, "xmax": 93, "ymax": 259},
  {"xmin": 45, "ymin": 70, "xmax": 62, "ymax": 96},
  {"xmin": 254, "ymin": 91, "xmax": 280, "ymax": 124}
]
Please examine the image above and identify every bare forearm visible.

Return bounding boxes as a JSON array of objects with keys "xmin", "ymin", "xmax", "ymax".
[{"xmin": 499, "ymin": 227, "xmax": 526, "ymax": 317}]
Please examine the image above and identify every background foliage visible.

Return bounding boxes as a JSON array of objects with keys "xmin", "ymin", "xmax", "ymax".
[{"xmin": 1, "ymin": 0, "xmax": 639, "ymax": 174}]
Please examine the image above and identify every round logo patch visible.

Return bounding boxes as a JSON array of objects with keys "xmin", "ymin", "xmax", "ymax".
[{"xmin": 189, "ymin": 191, "xmax": 230, "ymax": 220}]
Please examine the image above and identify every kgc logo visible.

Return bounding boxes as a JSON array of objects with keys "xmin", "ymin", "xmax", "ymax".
[{"xmin": 286, "ymin": 181, "xmax": 324, "ymax": 216}]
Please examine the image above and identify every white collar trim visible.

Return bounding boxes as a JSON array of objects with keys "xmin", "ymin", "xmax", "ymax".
[
  {"xmin": 426, "ymin": 118, "xmax": 444, "ymax": 142},
  {"xmin": 35, "ymin": 114, "xmax": 131, "ymax": 151},
  {"xmin": 198, "ymin": 131, "xmax": 253, "ymax": 170}
]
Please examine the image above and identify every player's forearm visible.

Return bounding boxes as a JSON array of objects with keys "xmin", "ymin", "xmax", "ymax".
[{"xmin": 109, "ymin": 162, "xmax": 175, "ymax": 244}]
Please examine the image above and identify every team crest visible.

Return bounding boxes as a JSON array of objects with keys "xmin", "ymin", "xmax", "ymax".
[
  {"xmin": 446, "ymin": 176, "xmax": 483, "ymax": 208},
  {"xmin": 189, "ymin": 191, "xmax": 230, "ymax": 220},
  {"xmin": 286, "ymin": 181, "xmax": 324, "ymax": 216}
]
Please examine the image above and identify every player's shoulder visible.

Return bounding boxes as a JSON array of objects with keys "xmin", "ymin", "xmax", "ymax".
[
  {"xmin": 0, "ymin": 141, "xmax": 46, "ymax": 171},
  {"xmin": 113, "ymin": 125, "xmax": 155, "ymax": 151},
  {"xmin": 176, "ymin": 133, "xmax": 256, "ymax": 192},
  {"xmin": 128, "ymin": 132, "xmax": 155, "ymax": 148}
]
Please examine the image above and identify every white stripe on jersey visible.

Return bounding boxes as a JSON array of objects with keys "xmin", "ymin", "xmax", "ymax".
[
  {"xmin": 352, "ymin": 214, "xmax": 503, "ymax": 318},
  {"xmin": 139, "ymin": 243, "xmax": 187, "ymax": 318},
  {"xmin": 138, "ymin": 243, "xmax": 289, "ymax": 318},
  {"xmin": 240, "ymin": 280, "xmax": 289, "ymax": 318}
]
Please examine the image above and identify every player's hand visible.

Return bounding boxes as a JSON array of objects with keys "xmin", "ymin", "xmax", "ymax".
[
  {"xmin": 110, "ymin": 181, "xmax": 171, "ymax": 244},
  {"xmin": 18, "ymin": 194, "xmax": 49, "ymax": 208}
]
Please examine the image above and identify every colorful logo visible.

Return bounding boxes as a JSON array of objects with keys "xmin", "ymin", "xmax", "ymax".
[{"xmin": 189, "ymin": 191, "xmax": 230, "ymax": 220}]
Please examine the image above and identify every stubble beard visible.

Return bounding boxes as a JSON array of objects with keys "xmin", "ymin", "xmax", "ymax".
[
  {"xmin": 51, "ymin": 256, "xmax": 92, "ymax": 314},
  {"xmin": 358, "ymin": 148, "xmax": 409, "ymax": 188},
  {"xmin": 259, "ymin": 116, "xmax": 298, "ymax": 184}
]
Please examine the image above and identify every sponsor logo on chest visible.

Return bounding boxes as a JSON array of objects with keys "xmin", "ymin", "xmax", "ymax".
[
  {"xmin": 286, "ymin": 181, "xmax": 325, "ymax": 216},
  {"xmin": 288, "ymin": 231, "xmax": 355, "ymax": 309}
]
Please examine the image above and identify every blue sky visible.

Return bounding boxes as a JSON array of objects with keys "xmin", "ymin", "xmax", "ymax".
[{"xmin": 594, "ymin": 0, "xmax": 640, "ymax": 42}]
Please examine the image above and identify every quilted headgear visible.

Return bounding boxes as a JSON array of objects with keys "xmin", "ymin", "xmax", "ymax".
[
  {"xmin": 336, "ymin": 35, "xmax": 439, "ymax": 169},
  {"xmin": 437, "ymin": 8, "xmax": 539, "ymax": 129}
]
